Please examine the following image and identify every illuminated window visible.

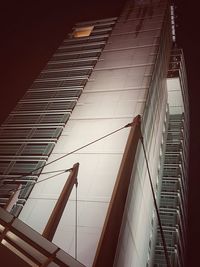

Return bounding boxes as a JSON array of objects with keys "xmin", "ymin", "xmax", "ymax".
[{"xmin": 73, "ymin": 26, "xmax": 94, "ymax": 38}]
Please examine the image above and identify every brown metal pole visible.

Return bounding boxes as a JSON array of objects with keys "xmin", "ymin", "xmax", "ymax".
[
  {"xmin": 93, "ymin": 115, "xmax": 142, "ymax": 267},
  {"xmin": 42, "ymin": 163, "xmax": 79, "ymax": 241},
  {"xmin": 4, "ymin": 184, "xmax": 20, "ymax": 212}
]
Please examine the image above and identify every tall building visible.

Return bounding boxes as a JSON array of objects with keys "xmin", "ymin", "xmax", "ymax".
[{"xmin": 0, "ymin": 0, "xmax": 189, "ymax": 266}]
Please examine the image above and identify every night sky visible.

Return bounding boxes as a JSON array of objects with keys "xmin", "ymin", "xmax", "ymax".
[{"xmin": 0, "ymin": 0, "xmax": 199, "ymax": 266}]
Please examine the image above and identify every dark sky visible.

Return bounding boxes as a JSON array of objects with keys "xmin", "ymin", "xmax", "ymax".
[{"xmin": 0, "ymin": 0, "xmax": 199, "ymax": 266}]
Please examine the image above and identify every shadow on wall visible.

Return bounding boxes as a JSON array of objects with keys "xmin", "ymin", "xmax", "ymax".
[{"xmin": 124, "ymin": 0, "xmax": 155, "ymax": 37}]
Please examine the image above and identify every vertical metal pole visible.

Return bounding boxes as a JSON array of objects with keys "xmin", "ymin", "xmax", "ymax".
[
  {"xmin": 42, "ymin": 163, "xmax": 79, "ymax": 241},
  {"xmin": 4, "ymin": 184, "xmax": 21, "ymax": 212},
  {"xmin": 75, "ymin": 181, "xmax": 78, "ymax": 260},
  {"xmin": 75, "ymin": 180, "xmax": 78, "ymax": 260},
  {"xmin": 93, "ymin": 115, "xmax": 142, "ymax": 267}
]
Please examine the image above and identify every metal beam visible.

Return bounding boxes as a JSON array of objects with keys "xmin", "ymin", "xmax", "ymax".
[
  {"xmin": 93, "ymin": 115, "xmax": 141, "ymax": 267},
  {"xmin": 42, "ymin": 163, "xmax": 79, "ymax": 241}
]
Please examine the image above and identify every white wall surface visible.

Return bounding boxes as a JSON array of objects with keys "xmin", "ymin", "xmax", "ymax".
[{"xmin": 167, "ymin": 77, "xmax": 184, "ymax": 114}]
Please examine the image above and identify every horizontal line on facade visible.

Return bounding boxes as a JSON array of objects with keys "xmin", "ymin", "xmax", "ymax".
[
  {"xmin": 111, "ymin": 27, "xmax": 161, "ymax": 36},
  {"xmin": 0, "ymin": 158, "xmax": 46, "ymax": 162},
  {"xmin": 35, "ymin": 75, "xmax": 89, "ymax": 82},
  {"xmin": 74, "ymin": 21, "xmax": 116, "ymax": 29},
  {"xmin": 168, "ymin": 105, "xmax": 183, "ymax": 108},
  {"xmin": 1, "ymin": 124, "xmax": 65, "ymax": 128},
  {"xmin": 0, "ymin": 141, "xmax": 55, "ymax": 144},
  {"xmin": 53, "ymin": 48, "xmax": 102, "ymax": 57},
  {"xmin": 58, "ymin": 41, "xmax": 106, "ymax": 50},
  {"xmin": 51, "ymin": 152, "xmax": 124, "ymax": 156},
  {"xmin": 83, "ymin": 86, "xmax": 148, "ymax": 93},
  {"xmin": 159, "ymin": 210, "xmax": 179, "ymax": 215},
  {"xmin": 0, "ymin": 139, "xmax": 57, "ymax": 142},
  {"xmin": 94, "ymin": 63, "xmax": 154, "ymax": 71},
  {"xmin": 160, "ymin": 193, "xmax": 181, "ymax": 198},
  {"xmin": 20, "ymin": 98, "xmax": 78, "ymax": 103},
  {"xmin": 69, "ymin": 115, "xmax": 138, "ymax": 121},
  {"xmin": 28, "ymin": 196, "xmax": 110, "ymax": 204},
  {"xmin": 87, "ymin": 77, "xmax": 149, "ymax": 83},
  {"xmin": 41, "ymin": 66, "xmax": 93, "ymax": 74},
  {"xmin": 107, "ymin": 36, "xmax": 158, "ymax": 45},
  {"xmin": 11, "ymin": 110, "xmax": 72, "ymax": 115},
  {"xmin": 167, "ymin": 89, "xmax": 182, "ymax": 92},
  {"xmin": 36, "ymin": 75, "xmax": 90, "ymax": 82},
  {"xmin": 103, "ymin": 43, "xmax": 158, "ymax": 53},
  {"xmin": 48, "ymin": 57, "xmax": 98, "ymax": 65},
  {"xmin": 162, "ymin": 177, "xmax": 182, "ymax": 181},
  {"xmin": 89, "ymin": 28, "xmax": 113, "ymax": 34},
  {"xmin": 155, "ymin": 247, "xmax": 176, "ymax": 252},
  {"xmin": 0, "ymin": 155, "xmax": 48, "ymax": 160},
  {"xmin": 8, "ymin": 112, "xmax": 70, "ymax": 116},
  {"xmin": 122, "ymin": 2, "xmax": 166, "ymax": 12},
  {"xmin": 118, "ymin": 18, "xmax": 163, "ymax": 26},
  {"xmin": 118, "ymin": 14, "xmax": 164, "ymax": 23},
  {"xmin": 0, "ymin": 175, "xmax": 37, "ymax": 178},
  {"xmin": 0, "ymin": 182, "xmax": 34, "ymax": 187},
  {"xmin": 28, "ymin": 86, "xmax": 84, "ymax": 92},
  {"xmin": 19, "ymin": 98, "xmax": 78, "ymax": 103},
  {"xmin": 75, "ymin": 17, "xmax": 117, "ymax": 26},
  {"xmin": 162, "ymin": 177, "xmax": 181, "ymax": 181},
  {"xmin": 63, "ymin": 34, "xmax": 109, "ymax": 44},
  {"xmin": 78, "ymin": 99, "xmax": 145, "ymax": 105},
  {"xmin": 76, "ymin": 99, "xmax": 143, "ymax": 106}
]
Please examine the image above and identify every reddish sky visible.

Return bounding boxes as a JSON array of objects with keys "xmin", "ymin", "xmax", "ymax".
[{"xmin": 0, "ymin": 0, "xmax": 199, "ymax": 266}]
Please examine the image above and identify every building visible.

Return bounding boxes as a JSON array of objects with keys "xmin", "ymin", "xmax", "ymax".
[
  {"xmin": 0, "ymin": 0, "xmax": 189, "ymax": 266},
  {"xmin": 152, "ymin": 48, "xmax": 189, "ymax": 266}
]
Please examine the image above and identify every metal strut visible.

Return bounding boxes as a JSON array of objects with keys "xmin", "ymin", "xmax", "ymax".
[{"xmin": 42, "ymin": 163, "xmax": 79, "ymax": 242}]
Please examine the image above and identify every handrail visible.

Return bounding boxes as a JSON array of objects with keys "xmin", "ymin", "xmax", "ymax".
[{"xmin": 0, "ymin": 207, "xmax": 85, "ymax": 267}]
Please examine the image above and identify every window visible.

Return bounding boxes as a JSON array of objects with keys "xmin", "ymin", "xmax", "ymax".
[
  {"xmin": 73, "ymin": 26, "xmax": 94, "ymax": 38},
  {"xmin": 0, "ymin": 160, "xmax": 45, "ymax": 175},
  {"xmin": 4, "ymin": 114, "xmax": 69, "ymax": 125}
]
